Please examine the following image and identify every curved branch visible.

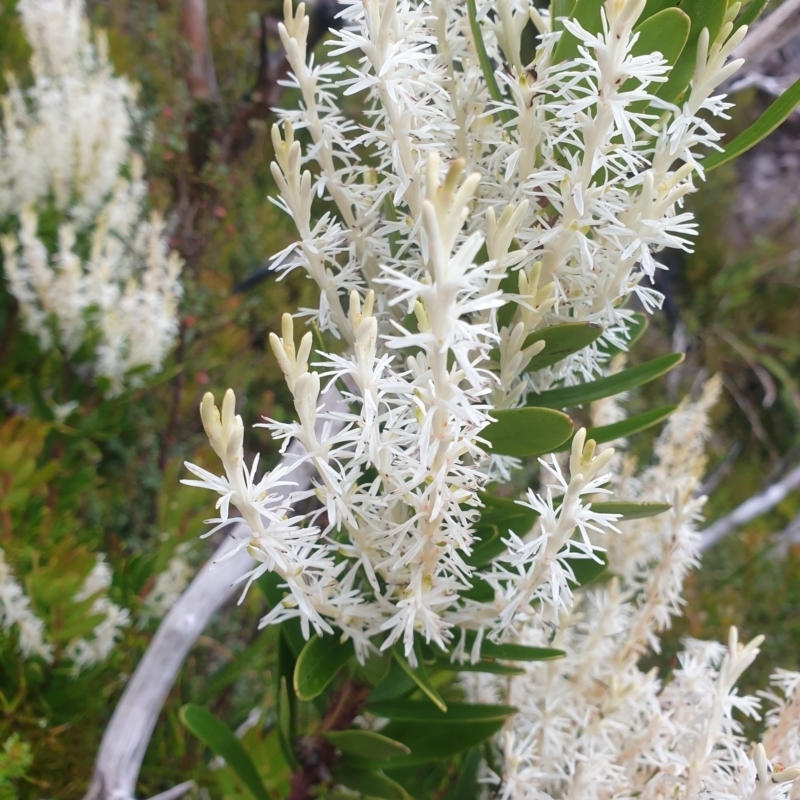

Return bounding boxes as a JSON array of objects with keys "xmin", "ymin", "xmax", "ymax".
[
  {"xmin": 699, "ymin": 462, "xmax": 800, "ymax": 552},
  {"xmin": 85, "ymin": 390, "xmax": 343, "ymax": 800}
]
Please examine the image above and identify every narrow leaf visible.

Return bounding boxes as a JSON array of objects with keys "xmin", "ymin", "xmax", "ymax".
[
  {"xmin": 526, "ymin": 353, "xmax": 684, "ymax": 409},
  {"xmin": 367, "ymin": 659, "xmax": 417, "ymax": 703},
  {"xmin": 601, "ymin": 313, "xmax": 649, "ymax": 357},
  {"xmin": 483, "ymin": 407, "xmax": 574, "ymax": 457},
  {"xmin": 256, "ymin": 572, "xmax": 305, "ymax": 657},
  {"xmin": 323, "ymin": 730, "xmax": 411, "ymax": 760},
  {"xmin": 555, "ymin": 405, "xmax": 677, "ymax": 451},
  {"xmin": 565, "ymin": 552, "xmax": 608, "ymax": 588},
  {"xmin": 294, "ymin": 634, "xmax": 354, "ymax": 702},
  {"xmin": 591, "ymin": 501, "xmax": 671, "ymax": 520},
  {"xmin": 523, "ymin": 322, "xmax": 604, "ymax": 372},
  {"xmin": 467, "ymin": 0, "xmax": 513, "ymax": 124},
  {"xmin": 392, "ymin": 646, "xmax": 447, "ymax": 712},
  {"xmin": 277, "ymin": 677, "xmax": 298, "ymax": 769},
  {"xmin": 737, "ymin": 0, "xmax": 771, "ymax": 29},
  {"xmin": 478, "ymin": 640, "xmax": 565, "ymax": 662},
  {"xmin": 553, "ymin": 0, "xmax": 604, "ymax": 62},
  {"xmin": 704, "ymin": 77, "xmax": 800, "ymax": 172},
  {"xmin": 368, "ymin": 700, "xmax": 516, "ymax": 723},
  {"xmin": 434, "ymin": 660, "xmax": 525, "ymax": 676},
  {"xmin": 442, "ymin": 748, "xmax": 482, "ymax": 800},
  {"xmin": 656, "ymin": 0, "xmax": 727, "ymax": 105},
  {"xmin": 334, "ymin": 766, "xmax": 410, "ymax": 800},
  {"xmin": 180, "ymin": 705, "xmax": 270, "ymax": 800}
]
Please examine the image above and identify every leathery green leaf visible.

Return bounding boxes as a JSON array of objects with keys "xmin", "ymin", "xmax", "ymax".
[
  {"xmin": 656, "ymin": 0, "xmax": 727, "ymax": 105},
  {"xmin": 323, "ymin": 730, "xmax": 411, "ymax": 760},
  {"xmin": 334, "ymin": 766, "xmax": 411, "ymax": 800},
  {"xmin": 523, "ymin": 322, "xmax": 604, "ymax": 372},
  {"xmin": 591, "ymin": 501, "xmax": 671, "ymax": 520},
  {"xmin": 392, "ymin": 645, "xmax": 448, "ymax": 712},
  {"xmin": 368, "ymin": 700, "xmax": 516, "ymax": 722},
  {"xmin": 555, "ymin": 405, "xmax": 677, "ymax": 451},
  {"xmin": 294, "ymin": 633, "xmax": 354, "ymax": 702},
  {"xmin": 704, "ymin": 77, "xmax": 800, "ymax": 173},
  {"xmin": 526, "ymin": 353, "xmax": 684, "ymax": 409},
  {"xmin": 180, "ymin": 705, "xmax": 270, "ymax": 800},
  {"xmin": 483, "ymin": 407, "xmax": 574, "ymax": 457}
]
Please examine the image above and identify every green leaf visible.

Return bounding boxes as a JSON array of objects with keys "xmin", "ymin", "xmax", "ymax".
[
  {"xmin": 434, "ymin": 659, "xmax": 525, "ymax": 676},
  {"xmin": 323, "ymin": 730, "xmax": 411, "ymax": 760},
  {"xmin": 551, "ymin": 0, "xmax": 576, "ymax": 35},
  {"xmin": 442, "ymin": 748, "xmax": 482, "ymax": 800},
  {"xmin": 556, "ymin": 405, "xmax": 677, "ymax": 451},
  {"xmin": 334, "ymin": 767, "xmax": 410, "ymax": 800},
  {"xmin": 639, "ymin": 0, "xmax": 680, "ymax": 24},
  {"xmin": 466, "ymin": 0, "xmax": 513, "ymax": 125},
  {"xmin": 704, "ymin": 77, "xmax": 800, "ymax": 172},
  {"xmin": 523, "ymin": 322, "xmax": 604, "ymax": 372},
  {"xmin": 601, "ymin": 313, "xmax": 649, "ymax": 357},
  {"xmin": 277, "ymin": 677, "xmax": 299, "ymax": 770},
  {"xmin": 294, "ymin": 634, "xmax": 354, "ymax": 702},
  {"xmin": 256, "ymin": 572, "xmax": 305, "ymax": 658},
  {"xmin": 478, "ymin": 640, "xmax": 565, "ymax": 662},
  {"xmin": 627, "ymin": 8, "xmax": 690, "ymax": 101},
  {"xmin": 737, "ymin": 0, "xmax": 770, "ymax": 29},
  {"xmin": 656, "ymin": 0, "xmax": 727, "ymax": 105},
  {"xmin": 483, "ymin": 407, "xmax": 574, "ymax": 457},
  {"xmin": 591, "ymin": 501, "xmax": 671, "ymax": 520},
  {"xmin": 565, "ymin": 552, "xmax": 608, "ymax": 588},
  {"xmin": 526, "ymin": 353, "xmax": 684, "ymax": 409},
  {"xmin": 462, "ymin": 576, "xmax": 494, "ymax": 603},
  {"xmin": 367, "ymin": 659, "xmax": 418, "ymax": 703},
  {"xmin": 392, "ymin": 645, "xmax": 447, "ymax": 712},
  {"xmin": 364, "ymin": 700, "xmax": 517, "ymax": 722},
  {"xmin": 377, "ymin": 718, "xmax": 507, "ymax": 765},
  {"xmin": 467, "ymin": 495, "xmax": 540, "ymax": 566},
  {"xmin": 354, "ymin": 650, "xmax": 393, "ymax": 688},
  {"xmin": 553, "ymin": 0, "xmax": 604, "ymax": 63},
  {"xmin": 180, "ymin": 705, "xmax": 270, "ymax": 800},
  {"xmin": 465, "ymin": 524, "xmax": 505, "ymax": 567}
]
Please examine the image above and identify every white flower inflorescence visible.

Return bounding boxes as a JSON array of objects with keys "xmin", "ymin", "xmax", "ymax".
[
  {"xmin": 0, "ymin": 0, "xmax": 182, "ymax": 394},
  {"xmin": 477, "ymin": 379, "xmax": 800, "ymax": 800},
  {"xmin": 186, "ymin": 0, "xmax": 744, "ymax": 659},
  {"xmin": 64, "ymin": 555, "xmax": 130, "ymax": 673},
  {"xmin": 0, "ymin": 547, "xmax": 53, "ymax": 662},
  {"xmin": 181, "ymin": 0, "xmax": 800, "ymax": 792}
]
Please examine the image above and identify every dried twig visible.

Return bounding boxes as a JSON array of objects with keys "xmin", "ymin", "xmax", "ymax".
[{"xmin": 699, "ymin": 462, "xmax": 800, "ymax": 552}]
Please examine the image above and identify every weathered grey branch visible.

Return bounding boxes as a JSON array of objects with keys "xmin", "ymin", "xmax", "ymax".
[
  {"xmin": 85, "ymin": 389, "xmax": 343, "ymax": 800},
  {"xmin": 699, "ymin": 462, "xmax": 800, "ymax": 552},
  {"xmin": 732, "ymin": 0, "xmax": 800, "ymax": 75},
  {"xmin": 145, "ymin": 781, "xmax": 196, "ymax": 800}
]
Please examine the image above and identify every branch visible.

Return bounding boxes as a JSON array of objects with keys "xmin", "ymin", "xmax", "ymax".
[
  {"xmin": 699, "ymin": 462, "xmax": 800, "ymax": 552},
  {"xmin": 84, "ymin": 390, "xmax": 344, "ymax": 800},
  {"xmin": 730, "ymin": 0, "xmax": 800, "ymax": 80}
]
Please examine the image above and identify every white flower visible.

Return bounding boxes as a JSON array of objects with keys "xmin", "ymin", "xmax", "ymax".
[{"xmin": 0, "ymin": 0, "xmax": 182, "ymax": 394}]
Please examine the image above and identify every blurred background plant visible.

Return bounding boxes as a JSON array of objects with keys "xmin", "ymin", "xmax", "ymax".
[{"xmin": 0, "ymin": 0, "xmax": 799, "ymax": 797}]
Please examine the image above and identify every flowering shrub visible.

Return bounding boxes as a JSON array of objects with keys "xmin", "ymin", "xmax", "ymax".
[
  {"xmin": 181, "ymin": 0, "xmax": 800, "ymax": 797},
  {"xmin": 0, "ymin": 0, "xmax": 182, "ymax": 395}
]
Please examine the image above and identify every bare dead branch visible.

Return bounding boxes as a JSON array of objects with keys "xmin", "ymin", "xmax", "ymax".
[
  {"xmin": 144, "ymin": 781, "xmax": 196, "ymax": 800},
  {"xmin": 699, "ymin": 462, "xmax": 800, "ymax": 552},
  {"xmin": 732, "ymin": 0, "xmax": 800, "ymax": 75}
]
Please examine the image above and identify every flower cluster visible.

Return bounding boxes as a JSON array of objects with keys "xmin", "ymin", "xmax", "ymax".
[
  {"xmin": 475, "ymin": 380, "xmax": 800, "ymax": 800},
  {"xmin": 189, "ymin": 0, "xmax": 741, "ymax": 659},
  {"xmin": 0, "ymin": 548, "xmax": 52, "ymax": 662},
  {"xmin": 0, "ymin": 0, "xmax": 182, "ymax": 394},
  {"xmin": 64, "ymin": 556, "xmax": 130, "ymax": 673}
]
